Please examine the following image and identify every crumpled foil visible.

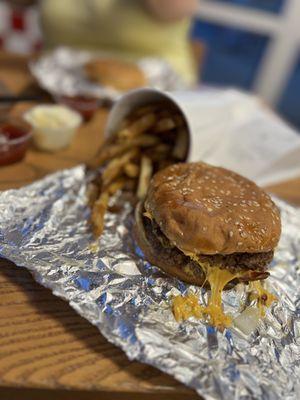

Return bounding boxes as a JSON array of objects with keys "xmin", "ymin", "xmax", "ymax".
[
  {"xmin": 30, "ymin": 47, "xmax": 185, "ymax": 100},
  {"xmin": 0, "ymin": 166, "xmax": 299, "ymax": 400}
]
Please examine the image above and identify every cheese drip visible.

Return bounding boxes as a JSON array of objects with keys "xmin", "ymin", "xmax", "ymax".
[
  {"xmin": 249, "ymin": 280, "xmax": 277, "ymax": 317},
  {"xmin": 205, "ymin": 267, "xmax": 239, "ymax": 328},
  {"xmin": 173, "ymin": 261, "xmax": 240, "ymax": 329}
]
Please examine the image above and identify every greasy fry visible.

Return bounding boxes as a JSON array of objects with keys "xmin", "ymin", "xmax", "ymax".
[
  {"xmin": 137, "ymin": 156, "xmax": 153, "ymax": 199},
  {"xmin": 91, "ymin": 192, "xmax": 110, "ymax": 237},
  {"xmin": 118, "ymin": 113, "xmax": 156, "ymax": 139},
  {"xmin": 86, "ymin": 182, "xmax": 101, "ymax": 208},
  {"xmin": 89, "ymin": 133, "xmax": 161, "ymax": 169},
  {"xmin": 107, "ymin": 178, "xmax": 127, "ymax": 195},
  {"xmin": 131, "ymin": 134, "xmax": 160, "ymax": 147},
  {"xmin": 172, "ymin": 128, "xmax": 189, "ymax": 160},
  {"xmin": 124, "ymin": 163, "xmax": 139, "ymax": 178},
  {"xmin": 91, "ymin": 178, "xmax": 126, "ymax": 237},
  {"xmin": 88, "ymin": 143, "xmax": 126, "ymax": 169},
  {"xmin": 89, "ymin": 102, "xmax": 189, "ymax": 239},
  {"xmin": 102, "ymin": 149, "xmax": 138, "ymax": 187},
  {"xmin": 133, "ymin": 105, "xmax": 157, "ymax": 118},
  {"xmin": 154, "ymin": 117, "xmax": 176, "ymax": 133}
]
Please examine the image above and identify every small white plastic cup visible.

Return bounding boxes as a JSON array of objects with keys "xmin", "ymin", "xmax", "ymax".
[{"xmin": 24, "ymin": 105, "xmax": 82, "ymax": 152}]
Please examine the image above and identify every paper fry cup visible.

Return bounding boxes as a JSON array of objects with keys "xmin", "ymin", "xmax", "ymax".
[{"xmin": 105, "ymin": 88, "xmax": 225, "ymax": 162}]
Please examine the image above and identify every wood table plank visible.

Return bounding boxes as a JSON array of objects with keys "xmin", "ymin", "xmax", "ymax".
[
  {"xmin": 0, "ymin": 51, "xmax": 299, "ymax": 400},
  {"xmin": 0, "ymin": 260, "xmax": 197, "ymax": 400}
]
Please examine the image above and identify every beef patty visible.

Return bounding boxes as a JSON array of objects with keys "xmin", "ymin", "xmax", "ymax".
[{"xmin": 142, "ymin": 213, "xmax": 271, "ymax": 282}]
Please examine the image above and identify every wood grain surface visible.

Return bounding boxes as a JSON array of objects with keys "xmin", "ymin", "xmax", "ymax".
[{"xmin": 0, "ymin": 51, "xmax": 300, "ymax": 400}]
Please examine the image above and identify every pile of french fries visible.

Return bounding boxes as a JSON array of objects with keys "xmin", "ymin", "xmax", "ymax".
[{"xmin": 89, "ymin": 102, "xmax": 189, "ymax": 237}]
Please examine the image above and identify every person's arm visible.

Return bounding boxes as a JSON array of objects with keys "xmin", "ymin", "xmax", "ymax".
[{"xmin": 144, "ymin": 0, "xmax": 198, "ymax": 22}]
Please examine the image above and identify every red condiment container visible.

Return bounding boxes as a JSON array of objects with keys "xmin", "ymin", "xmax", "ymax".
[
  {"xmin": 0, "ymin": 118, "xmax": 32, "ymax": 166},
  {"xmin": 56, "ymin": 95, "xmax": 100, "ymax": 121}
]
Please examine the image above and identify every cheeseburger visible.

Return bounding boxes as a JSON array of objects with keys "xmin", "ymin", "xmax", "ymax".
[{"xmin": 135, "ymin": 162, "xmax": 281, "ymax": 328}]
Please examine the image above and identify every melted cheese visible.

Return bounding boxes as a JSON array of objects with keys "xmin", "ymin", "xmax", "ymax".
[
  {"xmin": 204, "ymin": 267, "xmax": 239, "ymax": 328},
  {"xmin": 172, "ymin": 294, "xmax": 204, "ymax": 321},
  {"xmin": 172, "ymin": 252, "xmax": 277, "ymax": 329},
  {"xmin": 249, "ymin": 280, "xmax": 277, "ymax": 317},
  {"xmin": 172, "ymin": 258, "xmax": 240, "ymax": 329}
]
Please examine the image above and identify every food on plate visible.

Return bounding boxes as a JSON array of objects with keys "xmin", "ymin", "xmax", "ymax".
[
  {"xmin": 135, "ymin": 162, "xmax": 281, "ymax": 329},
  {"xmin": 85, "ymin": 59, "xmax": 147, "ymax": 91},
  {"xmin": 89, "ymin": 103, "xmax": 189, "ymax": 237}
]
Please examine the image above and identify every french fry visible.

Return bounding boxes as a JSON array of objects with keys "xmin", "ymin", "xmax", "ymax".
[
  {"xmin": 89, "ymin": 102, "xmax": 189, "ymax": 239},
  {"xmin": 88, "ymin": 134, "xmax": 160, "ymax": 169},
  {"xmin": 154, "ymin": 117, "xmax": 176, "ymax": 133},
  {"xmin": 172, "ymin": 128, "xmax": 189, "ymax": 160},
  {"xmin": 133, "ymin": 102, "xmax": 170, "ymax": 118},
  {"xmin": 88, "ymin": 143, "xmax": 125, "ymax": 169},
  {"xmin": 107, "ymin": 178, "xmax": 127, "ymax": 195},
  {"xmin": 91, "ymin": 191, "xmax": 110, "ymax": 237},
  {"xmin": 118, "ymin": 113, "xmax": 156, "ymax": 139},
  {"xmin": 131, "ymin": 134, "xmax": 160, "ymax": 147},
  {"xmin": 92, "ymin": 178, "xmax": 128, "ymax": 237},
  {"xmin": 137, "ymin": 156, "xmax": 153, "ymax": 199},
  {"xmin": 133, "ymin": 105, "xmax": 157, "ymax": 118},
  {"xmin": 86, "ymin": 182, "xmax": 101, "ymax": 208},
  {"xmin": 102, "ymin": 149, "xmax": 139, "ymax": 187},
  {"xmin": 124, "ymin": 163, "xmax": 139, "ymax": 178}
]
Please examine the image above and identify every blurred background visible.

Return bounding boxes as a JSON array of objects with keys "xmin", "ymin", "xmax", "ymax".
[{"xmin": 0, "ymin": 0, "xmax": 299, "ymax": 130}]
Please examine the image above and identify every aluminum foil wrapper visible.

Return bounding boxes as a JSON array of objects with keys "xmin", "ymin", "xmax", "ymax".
[
  {"xmin": 0, "ymin": 166, "xmax": 299, "ymax": 400},
  {"xmin": 30, "ymin": 47, "xmax": 185, "ymax": 100}
]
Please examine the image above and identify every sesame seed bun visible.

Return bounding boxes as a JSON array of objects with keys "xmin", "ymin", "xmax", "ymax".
[{"xmin": 144, "ymin": 162, "xmax": 281, "ymax": 256}]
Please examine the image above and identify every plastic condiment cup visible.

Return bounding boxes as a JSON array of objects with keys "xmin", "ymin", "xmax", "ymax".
[
  {"xmin": 24, "ymin": 105, "xmax": 82, "ymax": 152},
  {"xmin": 0, "ymin": 117, "xmax": 32, "ymax": 166}
]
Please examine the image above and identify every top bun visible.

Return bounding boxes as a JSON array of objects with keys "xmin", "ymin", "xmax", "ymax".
[
  {"xmin": 145, "ymin": 162, "xmax": 281, "ymax": 255},
  {"xmin": 85, "ymin": 59, "xmax": 147, "ymax": 91}
]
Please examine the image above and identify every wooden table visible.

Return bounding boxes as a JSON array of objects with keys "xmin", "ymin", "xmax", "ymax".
[{"xmin": 0, "ymin": 51, "xmax": 300, "ymax": 400}]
